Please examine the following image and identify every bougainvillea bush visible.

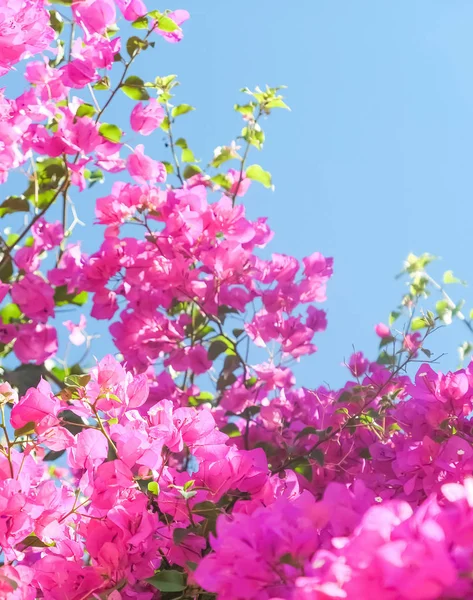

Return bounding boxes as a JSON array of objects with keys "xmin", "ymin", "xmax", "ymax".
[{"xmin": 3, "ymin": 2, "xmax": 473, "ymax": 599}]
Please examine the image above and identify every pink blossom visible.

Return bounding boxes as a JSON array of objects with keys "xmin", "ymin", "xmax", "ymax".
[
  {"xmin": 72, "ymin": 0, "xmax": 116, "ymax": 35},
  {"xmin": 154, "ymin": 10, "xmax": 190, "ymax": 44},
  {"xmin": 11, "ymin": 275, "xmax": 54, "ymax": 323},
  {"xmin": 10, "ymin": 378, "xmax": 58, "ymax": 430},
  {"xmin": 115, "ymin": 0, "xmax": 147, "ymax": 21},
  {"xmin": 348, "ymin": 351, "xmax": 369, "ymax": 377},
  {"xmin": 63, "ymin": 315, "xmax": 87, "ymax": 346},
  {"xmin": 0, "ymin": 0, "xmax": 55, "ymax": 76},
  {"xmin": 130, "ymin": 99, "xmax": 165, "ymax": 135},
  {"xmin": 404, "ymin": 332, "xmax": 422, "ymax": 356},
  {"xmin": 126, "ymin": 144, "xmax": 167, "ymax": 184},
  {"xmin": 13, "ymin": 323, "xmax": 58, "ymax": 364},
  {"xmin": 375, "ymin": 322, "xmax": 391, "ymax": 338}
]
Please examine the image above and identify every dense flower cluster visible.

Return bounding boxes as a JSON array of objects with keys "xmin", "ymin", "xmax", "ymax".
[
  {"xmin": 0, "ymin": 1, "xmax": 471, "ymax": 599},
  {"xmin": 0, "ymin": 0, "xmax": 54, "ymax": 76}
]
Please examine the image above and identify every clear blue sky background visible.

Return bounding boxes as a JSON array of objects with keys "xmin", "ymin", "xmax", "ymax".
[{"xmin": 5, "ymin": 1, "xmax": 473, "ymax": 388}]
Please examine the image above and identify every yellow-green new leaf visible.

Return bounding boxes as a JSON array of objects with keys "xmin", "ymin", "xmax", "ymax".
[
  {"xmin": 171, "ymin": 104, "xmax": 195, "ymax": 118},
  {"xmin": 246, "ymin": 164, "xmax": 273, "ymax": 189}
]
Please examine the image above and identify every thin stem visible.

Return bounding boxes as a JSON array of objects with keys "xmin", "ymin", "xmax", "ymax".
[
  {"xmin": 276, "ymin": 352, "xmax": 420, "ymax": 474},
  {"xmin": 231, "ymin": 109, "xmax": 262, "ymax": 207},
  {"xmin": 424, "ymin": 272, "xmax": 473, "ymax": 336},
  {"xmin": 0, "ymin": 169, "xmax": 70, "ymax": 274},
  {"xmin": 164, "ymin": 102, "xmax": 184, "ymax": 185},
  {"xmin": 68, "ymin": 22, "xmax": 76, "ymax": 63},
  {"xmin": 95, "ymin": 61, "xmax": 133, "ymax": 124},
  {"xmin": 95, "ymin": 28, "xmax": 155, "ymax": 124},
  {"xmin": 57, "ymin": 184, "xmax": 69, "ymax": 266},
  {"xmin": 87, "ymin": 84, "xmax": 101, "ymax": 112},
  {"xmin": 90, "ymin": 404, "xmax": 118, "ymax": 459},
  {"xmin": 0, "ymin": 405, "xmax": 13, "ymax": 477}
]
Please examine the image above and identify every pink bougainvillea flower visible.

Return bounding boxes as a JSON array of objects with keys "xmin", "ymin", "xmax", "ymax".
[
  {"xmin": 0, "ymin": 0, "xmax": 55, "ymax": 76},
  {"xmin": 130, "ymin": 98, "xmax": 165, "ymax": 135},
  {"xmin": 115, "ymin": 0, "xmax": 147, "ymax": 21},
  {"xmin": 154, "ymin": 9, "xmax": 190, "ymax": 44},
  {"xmin": 72, "ymin": 0, "xmax": 116, "ymax": 35},
  {"xmin": 403, "ymin": 331, "xmax": 422, "ymax": 356},
  {"xmin": 127, "ymin": 144, "xmax": 167, "ymax": 184},
  {"xmin": 13, "ymin": 323, "xmax": 58, "ymax": 365},
  {"xmin": 63, "ymin": 315, "xmax": 87, "ymax": 346},
  {"xmin": 375, "ymin": 322, "xmax": 391, "ymax": 338}
]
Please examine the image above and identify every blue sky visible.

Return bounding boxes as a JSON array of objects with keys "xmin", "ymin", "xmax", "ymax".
[
  {"xmin": 164, "ymin": 0, "xmax": 473, "ymax": 388},
  {"xmin": 5, "ymin": 1, "xmax": 473, "ymax": 388}
]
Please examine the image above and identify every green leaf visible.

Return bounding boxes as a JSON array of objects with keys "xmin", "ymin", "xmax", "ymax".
[
  {"xmin": 162, "ymin": 161, "xmax": 174, "ymax": 175},
  {"xmin": 183, "ymin": 165, "xmax": 202, "ymax": 179},
  {"xmin": 377, "ymin": 350, "xmax": 396, "ymax": 366},
  {"xmin": 183, "ymin": 479, "xmax": 195, "ymax": 491},
  {"xmin": 173, "ymin": 528, "xmax": 188, "ymax": 545},
  {"xmin": 172, "ymin": 104, "xmax": 195, "ymax": 118},
  {"xmin": 49, "ymin": 39, "xmax": 65, "ymax": 68},
  {"xmin": 54, "ymin": 286, "xmax": 88, "ymax": 307},
  {"xmin": 188, "ymin": 391, "xmax": 214, "ymax": 406},
  {"xmin": 234, "ymin": 103, "xmax": 255, "ymax": 116},
  {"xmin": 220, "ymin": 423, "xmax": 241, "ymax": 438},
  {"xmin": 443, "ymin": 270, "xmax": 465, "ymax": 285},
  {"xmin": 44, "ymin": 449, "xmax": 66, "ymax": 462},
  {"xmin": 87, "ymin": 169, "xmax": 104, "ymax": 188},
  {"xmin": 207, "ymin": 340, "xmax": 229, "ymax": 361},
  {"xmin": 402, "ymin": 252, "xmax": 436, "ymax": 276},
  {"xmin": 241, "ymin": 124, "xmax": 265, "ymax": 149},
  {"xmin": 132, "ymin": 15, "xmax": 149, "ymax": 29},
  {"xmin": 21, "ymin": 534, "xmax": 54, "ymax": 549},
  {"xmin": 216, "ymin": 371, "xmax": 237, "ymax": 391},
  {"xmin": 0, "ymin": 256, "xmax": 13, "ymax": 283},
  {"xmin": 49, "ymin": 10, "xmax": 64, "ymax": 34},
  {"xmin": 64, "ymin": 374, "xmax": 91, "ymax": 388},
  {"xmin": 192, "ymin": 501, "xmax": 217, "ymax": 517},
  {"xmin": 0, "ymin": 196, "xmax": 29, "ymax": 218},
  {"xmin": 146, "ymin": 570, "xmax": 186, "ymax": 593},
  {"xmin": 99, "ymin": 123, "xmax": 122, "ymax": 143},
  {"xmin": 246, "ymin": 164, "xmax": 272, "ymax": 188},
  {"xmin": 156, "ymin": 15, "xmax": 180, "ymax": 32},
  {"xmin": 160, "ymin": 116, "xmax": 170, "ymax": 132},
  {"xmin": 121, "ymin": 75, "xmax": 150, "ymax": 101},
  {"xmin": 211, "ymin": 173, "xmax": 231, "ymax": 190},
  {"xmin": 211, "ymin": 148, "xmax": 239, "ymax": 168},
  {"xmin": 175, "ymin": 138, "xmax": 188, "ymax": 149},
  {"xmin": 436, "ymin": 299, "xmax": 453, "ymax": 324},
  {"xmin": 181, "ymin": 148, "xmax": 196, "ymax": 163},
  {"xmin": 265, "ymin": 98, "xmax": 290, "ymax": 110},
  {"xmin": 411, "ymin": 317, "xmax": 428, "ymax": 331},
  {"xmin": 389, "ymin": 310, "xmax": 400, "ymax": 326},
  {"xmin": 293, "ymin": 458, "xmax": 313, "ymax": 481},
  {"xmin": 14, "ymin": 422, "xmax": 36, "ymax": 437},
  {"xmin": 208, "ymin": 335, "xmax": 235, "ymax": 360},
  {"xmin": 1, "ymin": 303, "xmax": 21, "ymax": 323},
  {"xmin": 295, "ymin": 426, "xmax": 319, "ymax": 440},
  {"xmin": 148, "ymin": 481, "xmax": 159, "ymax": 495},
  {"xmin": 76, "ymin": 103, "xmax": 96, "ymax": 118},
  {"xmin": 310, "ymin": 449, "xmax": 325, "ymax": 466},
  {"xmin": 244, "ymin": 376, "xmax": 258, "ymax": 389},
  {"xmin": 126, "ymin": 36, "xmax": 148, "ymax": 58},
  {"xmin": 93, "ymin": 76, "xmax": 111, "ymax": 91}
]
